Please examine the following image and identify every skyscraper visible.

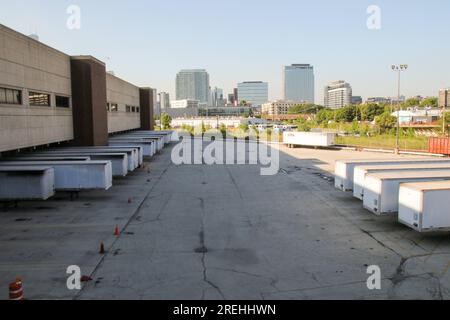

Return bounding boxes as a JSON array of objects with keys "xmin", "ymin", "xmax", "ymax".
[
  {"xmin": 324, "ymin": 81, "xmax": 352, "ymax": 109},
  {"xmin": 283, "ymin": 64, "xmax": 315, "ymax": 103},
  {"xmin": 212, "ymin": 87, "xmax": 225, "ymax": 107},
  {"xmin": 237, "ymin": 81, "xmax": 269, "ymax": 107},
  {"xmin": 159, "ymin": 92, "xmax": 170, "ymax": 110},
  {"xmin": 176, "ymin": 69, "xmax": 210, "ymax": 103}
]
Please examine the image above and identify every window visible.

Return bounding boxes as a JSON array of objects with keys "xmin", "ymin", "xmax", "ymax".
[
  {"xmin": 126, "ymin": 105, "xmax": 131, "ymax": 112},
  {"xmin": 131, "ymin": 106, "xmax": 136, "ymax": 113},
  {"xmin": 0, "ymin": 87, "xmax": 22, "ymax": 105},
  {"xmin": 107, "ymin": 103, "xmax": 110, "ymax": 111},
  {"xmin": 29, "ymin": 91, "xmax": 50, "ymax": 106},
  {"xmin": 110, "ymin": 103, "xmax": 118, "ymax": 112},
  {"xmin": 136, "ymin": 107, "xmax": 140, "ymax": 113},
  {"xmin": 56, "ymin": 95, "xmax": 70, "ymax": 108}
]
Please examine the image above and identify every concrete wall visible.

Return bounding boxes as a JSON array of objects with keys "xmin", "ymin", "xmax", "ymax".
[
  {"xmin": 106, "ymin": 73, "xmax": 141, "ymax": 133},
  {"xmin": 0, "ymin": 24, "xmax": 73, "ymax": 153}
]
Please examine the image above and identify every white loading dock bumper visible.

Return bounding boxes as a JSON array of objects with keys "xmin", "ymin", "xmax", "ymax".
[
  {"xmin": 0, "ymin": 161, "xmax": 112, "ymax": 191},
  {"xmin": 22, "ymin": 152, "xmax": 128, "ymax": 177},
  {"xmin": 0, "ymin": 166, "xmax": 55, "ymax": 201}
]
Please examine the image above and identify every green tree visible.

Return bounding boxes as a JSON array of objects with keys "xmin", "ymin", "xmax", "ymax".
[
  {"xmin": 316, "ymin": 109, "xmax": 335, "ymax": 125},
  {"xmin": 375, "ymin": 112, "xmax": 397, "ymax": 133},
  {"xmin": 295, "ymin": 117, "xmax": 312, "ymax": 132},
  {"xmin": 160, "ymin": 113, "xmax": 172, "ymax": 130},
  {"xmin": 288, "ymin": 103, "xmax": 323, "ymax": 115},
  {"xmin": 359, "ymin": 103, "xmax": 385, "ymax": 121},
  {"xmin": 335, "ymin": 105, "xmax": 357, "ymax": 122},
  {"xmin": 420, "ymin": 97, "xmax": 438, "ymax": 108},
  {"xmin": 219, "ymin": 123, "xmax": 227, "ymax": 139}
]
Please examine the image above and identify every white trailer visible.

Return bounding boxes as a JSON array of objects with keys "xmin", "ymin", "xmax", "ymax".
[
  {"xmin": 353, "ymin": 162, "xmax": 450, "ymax": 200},
  {"xmin": 22, "ymin": 152, "xmax": 128, "ymax": 177},
  {"xmin": 109, "ymin": 140, "xmax": 156, "ymax": 157},
  {"xmin": 399, "ymin": 181, "xmax": 450, "ymax": 232},
  {"xmin": 284, "ymin": 132, "xmax": 335, "ymax": 148},
  {"xmin": 112, "ymin": 136, "xmax": 163, "ymax": 151},
  {"xmin": 363, "ymin": 170, "xmax": 450, "ymax": 215},
  {"xmin": 0, "ymin": 161, "xmax": 112, "ymax": 191},
  {"xmin": 334, "ymin": 158, "xmax": 450, "ymax": 191},
  {"xmin": 55, "ymin": 146, "xmax": 142, "ymax": 169},
  {"xmin": 0, "ymin": 166, "xmax": 55, "ymax": 200}
]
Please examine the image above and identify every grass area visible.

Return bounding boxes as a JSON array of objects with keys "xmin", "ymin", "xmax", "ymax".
[{"xmin": 336, "ymin": 135, "xmax": 429, "ymax": 151}]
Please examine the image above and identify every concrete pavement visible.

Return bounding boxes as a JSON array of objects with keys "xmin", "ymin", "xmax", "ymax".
[{"xmin": 1, "ymin": 142, "xmax": 450, "ymax": 299}]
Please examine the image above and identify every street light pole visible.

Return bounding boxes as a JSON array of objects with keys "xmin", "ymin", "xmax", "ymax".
[{"xmin": 391, "ymin": 64, "xmax": 408, "ymax": 154}]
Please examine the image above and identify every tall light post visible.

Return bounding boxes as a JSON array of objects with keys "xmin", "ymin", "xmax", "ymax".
[{"xmin": 391, "ymin": 64, "xmax": 408, "ymax": 154}]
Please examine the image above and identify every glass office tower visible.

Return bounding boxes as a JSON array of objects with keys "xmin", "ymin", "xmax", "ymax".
[{"xmin": 283, "ymin": 64, "xmax": 315, "ymax": 104}]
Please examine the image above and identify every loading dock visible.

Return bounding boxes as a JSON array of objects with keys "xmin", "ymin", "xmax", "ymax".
[
  {"xmin": 353, "ymin": 162, "xmax": 450, "ymax": 200},
  {"xmin": 0, "ymin": 166, "xmax": 55, "ymax": 201},
  {"xmin": 362, "ymin": 170, "xmax": 450, "ymax": 215},
  {"xmin": 0, "ymin": 161, "xmax": 113, "ymax": 191}
]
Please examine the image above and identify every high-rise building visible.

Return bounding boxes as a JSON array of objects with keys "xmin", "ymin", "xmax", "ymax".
[
  {"xmin": 351, "ymin": 96, "xmax": 363, "ymax": 105},
  {"xmin": 159, "ymin": 92, "xmax": 170, "ymax": 111},
  {"xmin": 176, "ymin": 69, "xmax": 210, "ymax": 103},
  {"xmin": 237, "ymin": 81, "xmax": 268, "ymax": 107},
  {"xmin": 439, "ymin": 88, "xmax": 450, "ymax": 108},
  {"xmin": 283, "ymin": 64, "xmax": 315, "ymax": 103},
  {"xmin": 212, "ymin": 87, "xmax": 225, "ymax": 107},
  {"xmin": 324, "ymin": 81, "xmax": 352, "ymax": 109}
]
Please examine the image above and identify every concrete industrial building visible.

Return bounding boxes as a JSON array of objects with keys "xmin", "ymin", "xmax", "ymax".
[
  {"xmin": 324, "ymin": 80, "xmax": 352, "ymax": 109},
  {"xmin": 439, "ymin": 88, "xmax": 449, "ymax": 108},
  {"xmin": 0, "ymin": 24, "xmax": 155, "ymax": 154},
  {"xmin": 283, "ymin": 64, "xmax": 315, "ymax": 104},
  {"xmin": 237, "ymin": 81, "xmax": 268, "ymax": 107},
  {"xmin": 175, "ymin": 69, "xmax": 210, "ymax": 104},
  {"xmin": 261, "ymin": 100, "xmax": 299, "ymax": 116}
]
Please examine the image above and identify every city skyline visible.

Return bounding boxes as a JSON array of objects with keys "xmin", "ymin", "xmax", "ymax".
[{"xmin": 1, "ymin": 1, "xmax": 449, "ymax": 102}]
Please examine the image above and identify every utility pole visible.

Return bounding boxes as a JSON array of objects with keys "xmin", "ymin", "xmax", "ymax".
[
  {"xmin": 391, "ymin": 64, "xmax": 408, "ymax": 154},
  {"xmin": 443, "ymin": 89, "xmax": 448, "ymax": 137}
]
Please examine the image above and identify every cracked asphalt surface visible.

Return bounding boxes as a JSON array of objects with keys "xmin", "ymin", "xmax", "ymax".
[{"xmin": 1, "ymin": 141, "xmax": 450, "ymax": 299}]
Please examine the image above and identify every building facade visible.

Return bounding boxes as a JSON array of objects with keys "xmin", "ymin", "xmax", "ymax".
[
  {"xmin": 237, "ymin": 81, "xmax": 268, "ymax": 107},
  {"xmin": 176, "ymin": 69, "xmax": 210, "ymax": 104},
  {"xmin": 0, "ymin": 24, "xmax": 154, "ymax": 154},
  {"xmin": 324, "ymin": 81, "xmax": 352, "ymax": 109},
  {"xmin": 212, "ymin": 87, "xmax": 225, "ymax": 107},
  {"xmin": 351, "ymin": 96, "xmax": 363, "ymax": 105},
  {"xmin": 170, "ymin": 99, "xmax": 199, "ymax": 109},
  {"xmin": 261, "ymin": 100, "xmax": 299, "ymax": 116},
  {"xmin": 283, "ymin": 64, "xmax": 315, "ymax": 103},
  {"xmin": 159, "ymin": 92, "xmax": 170, "ymax": 111},
  {"xmin": 439, "ymin": 88, "xmax": 450, "ymax": 108}
]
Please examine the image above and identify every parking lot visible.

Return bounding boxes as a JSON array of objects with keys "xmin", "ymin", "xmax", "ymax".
[{"xmin": 1, "ymin": 142, "xmax": 449, "ymax": 299}]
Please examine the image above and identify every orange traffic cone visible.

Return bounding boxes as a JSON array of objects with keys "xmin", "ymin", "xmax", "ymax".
[
  {"xmin": 114, "ymin": 226, "xmax": 119, "ymax": 237},
  {"xmin": 9, "ymin": 278, "xmax": 24, "ymax": 300}
]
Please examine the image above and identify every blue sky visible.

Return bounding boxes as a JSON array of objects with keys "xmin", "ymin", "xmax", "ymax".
[{"xmin": 1, "ymin": 0, "xmax": 449, "ymax": 103}]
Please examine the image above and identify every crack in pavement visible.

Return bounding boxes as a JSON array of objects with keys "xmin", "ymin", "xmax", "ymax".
[
  {"xmin": 74, "ymin": 158, "xmax": 173, "ymax": 300},
  {"xmin": 196, "ymin": 197, "xmax": 226, "ymax": 300}
]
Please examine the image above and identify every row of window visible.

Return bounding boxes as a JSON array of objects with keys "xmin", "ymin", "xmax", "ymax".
[
  {"xmin": 107, "ymin": 102, "xmax": 140, "ymax": 113},
  {"xmin": 126, "ymin": 105, "xmax": 140, "ymax": 113},
  {"xmin": 0, "ymin": 87, "xmax": 70, "ymax": 108}
]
